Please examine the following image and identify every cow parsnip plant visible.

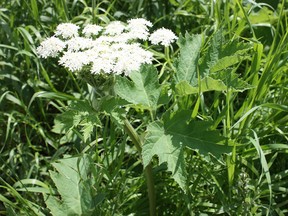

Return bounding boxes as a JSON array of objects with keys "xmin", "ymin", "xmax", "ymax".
[
  {"xmin": 1, "ymin": 0, "xmax": 288, "ymax": 215},
  {"xmin": 35, "ymin": 18, "xmax": 257, "ymax": 215}
]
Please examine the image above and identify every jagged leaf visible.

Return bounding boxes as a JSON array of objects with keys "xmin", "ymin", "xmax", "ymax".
[
  {"xmin": 211, "ymin": 55, "xmax": 250, "ymax": 73},
  {"xmin": 44, "ymin": 155, "xmax": 95, "ymax": 216},
  {"xmin": 175, "ymin": 77, "xmax": 228, "ymax": 95},
  {"xmin": 142, "ymin": 110, "xmax": 232, "ymax": 190},
  {"xmin": 199, "ymin": 30, "xmax": 252, "ymax": 75},
  {"xmin": 212, "ymin": 69, "xmax": 254, "ymax": 92},
  {"xmin": 174, "ymin": 33, "xmax": 202, "ymax": 86},
  {"xmin": 52, "ymin": 100, "xmax": 101, "ymax": 143},
  {"xmin": 114, "ymin": 64, "xmax": 161, "ymax": 110},
  {"xmin": 175, "ymin": 74, "xmax": 252, "ymax": 95},
  {"xmin": 95, "ymin": 95, "xmax": 127, "ymax": 126},
  {"xmin": 220, "ymin": 39, "xmax": 252, "ymax": 58},
  {"xmin": 142, "ymin": 121, "xmax": 187, "ymax": 190},
  {"xmin": 174, "ymin": 80, "xmax": 197, "ymax": 95},
  {"xmin": 211, "ymin": 40, "xmax": 252, "ymax": 72},
  {"xmin": 199, "ymin": 30, "xmax": 223, "ymax": 76},
  {"xmin": 163, "ymin": 111, "xmax": 231, "ymax": 157}
]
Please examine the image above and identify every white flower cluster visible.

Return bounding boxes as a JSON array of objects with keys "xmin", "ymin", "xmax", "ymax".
[{"xmin": 37, "ymin": 19, "xmax": 178, "ymax": 75}]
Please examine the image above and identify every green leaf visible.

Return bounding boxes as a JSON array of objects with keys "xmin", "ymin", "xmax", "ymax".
[
  {"xmin": 248, "ymin": 6, "xmax": 278, "ymax": 24},
  {"xmin": 142, "ymin": 121, "xmax": 187, "ymax": 190},
  {"xmin": 175, "ymin": 72, "xmax": 253, "ymax": 96},
  {"xmin": 44, "ymin": 155, "xmax": 95, "ymax": 216},
  {"xmin": 199, "ymin": 31, "xmax": 252, "ymax": 75},
  {"xmin": 142, "ymin": 110, "xmax": 232, "ymax": 190},
  {"xmin": 199, "ymin": 30, "xmax": 223, "ymax": 76},
  {"xmin": 175, "ymin": 77, "xmax": 227, "ymax": 95},
  {"xmin": 174, "ymin": 33, "xmax": 202, "ymax": 86},
  {"xmin": 211, "ymin": 55, "xmax": 249, "ymax": 73},
  {"xmin": 163, "ymin": 111, "xmax": 231, "ymax": 157},
  {"xmin": 174, "ymin": 80, "xmax": 197, "ymax": 95},
  {"xmin": 114, "ymin": 64, "xmax": 162, "ymax": 110},
  {"xmin": 211, "ymin": 40, "xmax": 252, "ymax": 73},
  {"xmin": 211, "ymin": 69, "xmax": 254, "ymax": 92},
  {"xmin": 52, "ymin": 100, "xmax": 101, "ymax": 143},
  {"xmin": 94, "ymin": 95, "xmax": 127, "ymax": 126}
]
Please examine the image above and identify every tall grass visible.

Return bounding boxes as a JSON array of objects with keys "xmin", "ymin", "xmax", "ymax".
[{"xmin": 0, "ymin": 0, "xmax": 287, "ymax": 215}]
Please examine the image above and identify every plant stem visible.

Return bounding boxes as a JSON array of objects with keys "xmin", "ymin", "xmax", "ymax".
[
  {"xmin": 123, "ymin": 119, "xmax": 142, "ymax": 153},
  {"xmin": 123, "ymin": 119, "xmax": 156, "ymax": 216},
  {"xmin": 145, "ymin": 163, "xmax": 156, "ymax": 216}
]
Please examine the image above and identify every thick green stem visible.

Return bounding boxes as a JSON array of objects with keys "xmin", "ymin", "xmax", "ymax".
[
  {"xmin": 123, "ymin": 119, "xmax": 142, "ymax": 153},
  {"xmin": 145, "ymin": 163, "xmax": 156, "ymax": 216},
  {"xmin": 123, "ymin": 119, "xmax": 156, "ymax": 216}
]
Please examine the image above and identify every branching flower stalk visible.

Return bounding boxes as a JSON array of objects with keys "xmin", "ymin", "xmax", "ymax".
[{"xmin": 37, "ymin": 19, "xmax": 177, "ymax": 216}]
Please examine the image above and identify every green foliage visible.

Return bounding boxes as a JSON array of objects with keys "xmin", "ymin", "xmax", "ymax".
[
  {"xmin": 1, "ymin": 0, "xmax": 288, "ymax": 215},
  {"xmin": 174, "ymin": 31, "xmax": 253, "ymax": 96},
  {"xmin": 143, "ymin": 110, "xmax": 231, "ymax": 190},
  {"xmin": 52, "ymin": 100, "xmax": 101, "ymax": 144},
  {"xmin": 115, "ymin": 64, "xmax": 162, "ymax": 111},
  {"xmin": 174, "ymin": 33, "xmax": 202, "ymax": 86},
  {"xmin": 44, "ymin": 155, "xmax": 101, "ymax": 216}
]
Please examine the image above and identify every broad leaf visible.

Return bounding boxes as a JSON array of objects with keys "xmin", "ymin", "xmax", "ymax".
[
  {"xmin": 199, "ymin": 30, "xmax": 222, "ymax": 76},
  {"xmin": 114, "ymin": 64, "xmax": 161, "ymax": 110},
  {"xmin": 199, "ymin": 30, "xmax": 252, "ymax": 75},
  {"xmin": 211, "ymin": 40, "xmax": 252, "ymax": 73},
  {"xmin": 211, "ymin": 69, "xmax": 254, "ymax": 92},
  {"xmin": 95, "ymin": 95, "xmax": 127, "ymax": 126},
  {"xmin": 142, "ymin": 121, "xmax": 187, "ymax": 190},
  {"xmin": 248, "ymin": 6, "xmax": 278, "ymax": 24},
  {"xmin": 44, "ymin": 155, "xmax": 96, "ymax": 216},
  {"xmin": 210, "ymin": 55, "xmax": 249, "ymax": 73},
  {"xmin": 142, "ymin": 110, "xmax": 232, "ymax": 190},
  {"xmin": 175, "ymin": 70, "xmax": 253, "ymax": 96},
  {"xmin": 175, "ymin": 77, "xmax": 227, "ymax": 95},
  {"xmin": 174, "ymin": 33, "xmax": 202, "ymax": 86},
  {"xmin": 163, "ymin": 111, "xmax": 231, "ymax": 157},
  {"xmin": 52, "ymin": 100, "xmax": 101, "ymax": 143}
]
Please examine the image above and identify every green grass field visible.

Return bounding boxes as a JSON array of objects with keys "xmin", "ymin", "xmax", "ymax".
[{"xmin": 0, "ymin": 0, "xmax": 288, "ymax": 215}]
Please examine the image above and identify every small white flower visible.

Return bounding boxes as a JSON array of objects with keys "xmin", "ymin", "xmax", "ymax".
[
  {"xmin": 127, "ymin": 18, "xmax": 153, "ymax": 28},
  {"xmin": 66, "ymin": 37, "xmax": 93, "ymax": 51},
  {"xmin": 149, "ymin": 28, "xmax": 178, "ymax": 47},
  {"xmin": 55, "ymin": 23, "xmax": 79, "ymax": 39},
  {"xmin": 59, "ymin": 51, "xmax": 90, "ymax": 72},
  {"xmin": 82, "ymin": 24, "xmax": 103, "ymax": 37},
  {"xmin": 103, "ymin": 21, "xmax": 126, "ymax": 36},
  {"xmin": 37, "ymin": 19, "xmax": 178, "ymax": 75},
  {"xmin": 112, "ymin": 43, "xmax": 153, "ymax": 75},
  {"xmin": 91, "ymin": 57, "xmax": 115, "ymax": 74},
  {"xmin": 126, "ymin": 18, "xmax": 152, "ymax": 40},
  {"xmin": 36, "ymin": 37, "xmax": 66, "ymax": 58}
]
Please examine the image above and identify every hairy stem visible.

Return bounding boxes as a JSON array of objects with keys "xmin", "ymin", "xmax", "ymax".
[{"xmin": 124, "ymin": 119, "xmax": 156, "ymax": 216}]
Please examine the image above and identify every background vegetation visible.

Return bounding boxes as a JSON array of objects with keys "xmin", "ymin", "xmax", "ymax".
[{"xmin": 0, "ymin": 0, "xmax": 287, "ymax": 215}]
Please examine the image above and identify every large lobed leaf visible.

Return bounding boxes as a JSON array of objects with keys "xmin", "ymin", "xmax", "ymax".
[
  {"xmin": 142, "ymin": 121, "xmax": 187, "ymax": 190},
  {"xmin": 52, "ymin": 100, "xmax": 101, "ymax": 143},
  {"xmin": 198, "ymin": 30, "xmax": 222, "ymax": 77},
  {"xmin": 174, "ymin": 31, "xmax": 253, "ymax": 95},
  {"xmin": 114, "ymin": 64, "xmax": 162, "ymax": 110},
  {"xmin": 174, "ymin": 33, "xmax": 202, "ymax": 86},
  {"xmin": 199, "ymin": 30, "xmax": 252, "ymax": 75},
  {"xmin": 175, "ymin": 73, "xmax": 253, "ymax": 96},
  {"xmin": 142, "ymin": 110, "xmax": 232, "ymax": 190},
  {"xmin": 44, "ymin": 155, "xmax": 96, "ymax": 216}
]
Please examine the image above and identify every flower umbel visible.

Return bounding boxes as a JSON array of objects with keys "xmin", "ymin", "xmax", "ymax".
[
  {"xmin": 149, "ymin": 28, "xmax": 178, "ymax": 47},
  {"xmin": 36, "ymin": 37, "xmax": 65, "ymax": 58},
  {"xmin": 55, "ymin": 23, "xmax": 79, "ymax": 39},
  {"xmin": 37, "ymin": 20, "xmax": 177, "ymax": 75},
  {"xmin": 82, "ymin": 24, "xmax": 103, "ymax": 37}
]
